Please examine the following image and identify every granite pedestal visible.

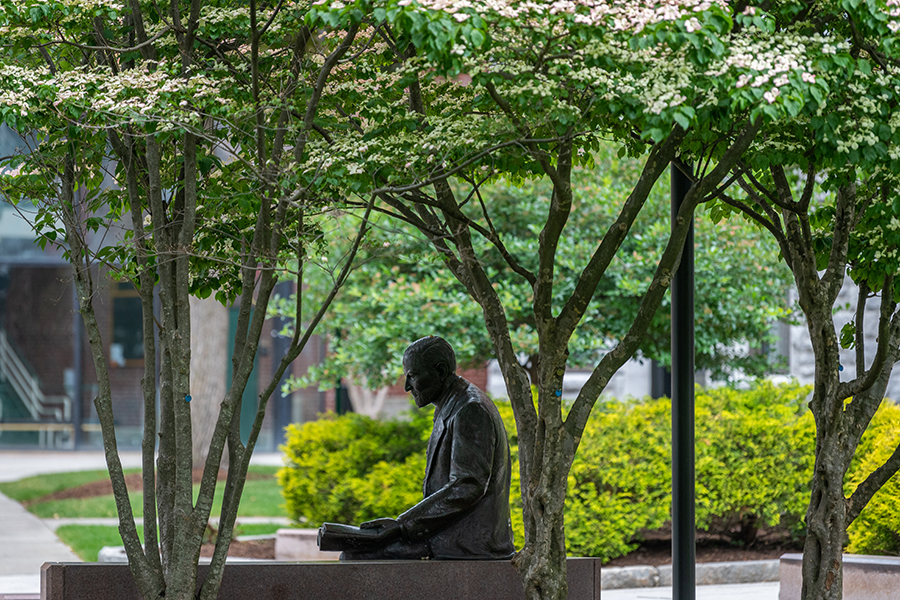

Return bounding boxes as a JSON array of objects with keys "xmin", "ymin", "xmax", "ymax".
[
  {"xmin": 42, "ymin": 558, "xmax": 601, "ymax": 600},
  {"xmin": 779, "ymin": 553, "xmax": 900, "ymax": 600}
]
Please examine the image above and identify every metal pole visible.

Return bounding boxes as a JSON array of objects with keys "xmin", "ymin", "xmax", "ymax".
[
  {"xmin": 271, "ymin": 280, "xmax": 293, "ymax": 449},
  {"xmin": 71, "ymin": 274, "xmax": 83, "ymax": 449},
  {"xmin": 671, "ymin": 163, "xmax": 695, "ymax": 600}
]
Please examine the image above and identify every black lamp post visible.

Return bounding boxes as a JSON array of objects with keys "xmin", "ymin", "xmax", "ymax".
[{"xmin": 671, "ymin": 163, "xmax": 696, "ymax": 600}]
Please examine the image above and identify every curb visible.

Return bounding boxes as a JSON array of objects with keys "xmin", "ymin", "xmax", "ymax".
[{"xmin": 600, "ymin": 559, "xmax": 780, "ymax": 590}]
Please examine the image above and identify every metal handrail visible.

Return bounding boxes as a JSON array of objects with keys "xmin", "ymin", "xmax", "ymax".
[{"xmin": 0, "ymin": 330, "xmax": 70, "ymax": 422}]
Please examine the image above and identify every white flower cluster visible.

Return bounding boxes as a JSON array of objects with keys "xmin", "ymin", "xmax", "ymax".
[
  {"xmin": 888, "ymin": 0, "xmax": 900, "ymax": 32},
  {"xmin": 830, "ymin": 76, "xmax": 899, "ymax": 155},
  {"xmin": 198, "ymin": 6, "xmax": 251, "ymax": 27},
  {"xmin": 407, "ymin": 0, "xmax": 726, "ymax": 30},
  {"xmin": 708, "ymin": 34, "xmax": 835, "ymax": 104},
  {"xmin": 859, "ymin": 210, "xmax": 899, "ymax": 263},
  {"xmin": 0, "ymin": 64, "xmax": 48, "ymax": 116},
  {"xmin": 53, "ymin": 0, "xmax": 124, "ymax": 10},
  {"xmin": 0, "ymin": 59, "xmax": 236, "ymax": 128}
]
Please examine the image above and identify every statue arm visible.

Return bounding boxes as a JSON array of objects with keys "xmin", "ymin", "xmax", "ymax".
[{"xmin": 397, "ymin": 401, "xmax": 495, "ymax": 542}]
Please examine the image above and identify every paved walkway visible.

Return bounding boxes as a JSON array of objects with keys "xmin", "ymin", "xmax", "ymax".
[
  {"xmin": 603, "ymin": 582, "xmax": 780, "ymax": 600},
  {"xmin": 0, "ymin": 490, "xmax": 78, "ymax": 593}
]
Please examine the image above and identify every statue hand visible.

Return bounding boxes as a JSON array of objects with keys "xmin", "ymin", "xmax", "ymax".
[{"xmin": 359, "ymin": 518, "xmax": 401, "ymax": 542}]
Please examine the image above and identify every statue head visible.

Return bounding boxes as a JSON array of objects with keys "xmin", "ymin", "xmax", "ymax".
[{"xmin": 402, "ymin": 336, "xmax": 457, "ymax": 408}]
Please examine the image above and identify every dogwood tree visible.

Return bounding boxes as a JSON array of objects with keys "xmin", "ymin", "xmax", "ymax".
[
  {"xmin": 0, "ymin": 2, "xmax": 370, "ymax": 599},
  {"xmin": 709, "ymin": 3, "xmax": 900, "ymax": 599},
  {"xmin": 298, "ymin": 1, "xmax": 841, "ymax": 598}
]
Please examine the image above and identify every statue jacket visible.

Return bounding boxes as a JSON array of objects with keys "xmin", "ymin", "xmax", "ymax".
[{"xmin": 397, "ymin": 376, "xmax": 516, "ymax": 560}]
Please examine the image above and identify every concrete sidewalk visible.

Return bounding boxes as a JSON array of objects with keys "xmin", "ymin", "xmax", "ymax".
[
  {"xmin": 0, "ymin": 490, "xmax": 79, "ymax": 594},
  {"xmin": 602, "ymin": 582, "xmax": 781, "ymax": 600}
]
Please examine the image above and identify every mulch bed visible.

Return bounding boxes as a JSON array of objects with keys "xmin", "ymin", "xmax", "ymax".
[
  {"xmin": 26, "ymin": 469, "xmax": 271, "ymax": 506},
  {"xmin": 205, "ymin": 536, "xmax": 800, "ymax": 563},
  {"xmin": 604, "ymin": 528, "xmax": 803, "ymax": 567},
  {"xmin": 200, "ymin": 538, "xmax": 276, "ymax": 560}
]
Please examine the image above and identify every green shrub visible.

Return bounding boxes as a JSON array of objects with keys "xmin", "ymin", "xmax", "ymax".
[
  {"xmin": 563, "ymin": 381, "xmax": 815, "ymax": 561},
  {"xmin": 846, "ymin": 400, "xmax": 900, "ymax": 556},
  {"xmin": 494, "ymin": 401, "xmax": 525, "ymax": 547},
  {"xmin": 278, "ymin": 409, "xmax": 431, "ymax": 525},
  {"xmin": 694, "ymin": 382, "xmax": 814, "ymax": 542},
  {"xmin": 565, "ymin": 394, "xmax": 672, "ymax": 560}
]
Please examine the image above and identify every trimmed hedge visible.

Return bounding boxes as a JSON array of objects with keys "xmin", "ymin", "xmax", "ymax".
[
  {"xmin": 278, "ymin": 410, "xmax": 431, "ymax": 526},
  {"xmin": 846, "ymin": 400, "xmax": 900, "ymax": 555},
  {"xmin": 564, "ymin": 381, "xmax": 815, "ymax": 560},
  {"xmin": 277, "ymin": 381, "xmax": 896, "ymax": 562}
]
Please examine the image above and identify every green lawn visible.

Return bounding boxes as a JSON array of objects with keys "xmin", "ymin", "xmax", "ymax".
[
  {"xmin": 0, "ymin": 469, "xmax": 138, "ymax": 504},
  {"xmin": 55, "ymin": 524, "xmax": 145, "ymax": 561},
  {"xmin": 3, "ymin": 465, "xmax": 291, "ymax": 562},
  {"xmin": 56, "ymin": 522, "xmax": 286, "ymax": 561},
  {"xmin": 4, "ymin": 466, "xmax": 288, "ymax": 519}
]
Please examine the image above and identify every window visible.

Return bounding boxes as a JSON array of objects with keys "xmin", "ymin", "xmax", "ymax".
[{"xmin": 110, "ymin": 282, "xmax": 144, "ymax": 366}]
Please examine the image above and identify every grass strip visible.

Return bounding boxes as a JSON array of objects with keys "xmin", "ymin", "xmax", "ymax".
[
  {"xmin": 17, "ymin": 466, "xmax": 286, "ymax": 519},
  {"xmin": 0, "ymin": 470, "xmax": 118, "ymax": 503},
  {"xmin": 55, "ymin": 524, "xmax": 145, "ymax": 562},
  {"xmin": 55, "ymin": 522, "xmax": 286, "ymax": 562}
]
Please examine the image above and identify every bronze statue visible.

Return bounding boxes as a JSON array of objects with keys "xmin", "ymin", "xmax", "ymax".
[{"xmin": 318, "ymin": 336, "xmax": 516, "ymax": 560}]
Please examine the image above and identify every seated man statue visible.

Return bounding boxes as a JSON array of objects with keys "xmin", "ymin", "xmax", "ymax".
[{"xmin": 318, "ymin": 335, "xmax": 516, "ymax": 560}]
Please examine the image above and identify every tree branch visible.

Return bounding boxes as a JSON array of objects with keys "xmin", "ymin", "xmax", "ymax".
[
  {"xmin": 719, "ymin": 192, "xmax": 791, "ymax": 268},
  {"xmin": 563, "ymin": 115, "xmax": 762, "ymax": 443},
  {"xmin": 821, "ymin": 182, "xmax": 856, "ymax": 304},
  {"xmin": 556, "ymin": 128, "xmax": 684, "ymax": 342},
  {"xmin": 839, "ymin": 274, "xmax": 896, "ymax": 401}
]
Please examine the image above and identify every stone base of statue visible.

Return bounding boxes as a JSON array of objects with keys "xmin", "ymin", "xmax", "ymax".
[{"xmin": 41, "ymin": 558, "xmax": 602, "ymax": 600}]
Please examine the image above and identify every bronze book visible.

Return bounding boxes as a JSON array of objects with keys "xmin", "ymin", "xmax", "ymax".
[{"xmin": 318, "ymin": 522, "xmax": 385, "ymax": 552}]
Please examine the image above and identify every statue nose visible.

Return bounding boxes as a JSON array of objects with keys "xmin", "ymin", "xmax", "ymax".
[{"xmin": 404, "ymin": 378, "xmax": 412, "ymax": 392}]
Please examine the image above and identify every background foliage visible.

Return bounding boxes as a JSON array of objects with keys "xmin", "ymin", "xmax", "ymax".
[
  {"xmin": 278, "ymin": 409, "xmax": 433, "ymax": 526},
  {"xmin": 280, "ymin": 142, "xmax": 792, "ymax": 393}
]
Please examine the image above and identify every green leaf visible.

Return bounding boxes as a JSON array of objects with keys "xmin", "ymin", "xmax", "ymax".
[{"xmin": 840, "ymin": 322, "xmax": 856, "ymax": 349}]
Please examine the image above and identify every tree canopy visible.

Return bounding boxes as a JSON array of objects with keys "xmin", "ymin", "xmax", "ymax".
[{"xmin": 290, "ymin": 2, "xmax": 900, "ymax": 599}]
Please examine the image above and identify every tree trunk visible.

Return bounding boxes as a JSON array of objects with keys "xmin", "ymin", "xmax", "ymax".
[
  {"xmin": 346, "ymin": 378, "xmax": 388, "ymax": 418},
  {"xmin": 801, "ymin": 450, "xmax": 847, "ymax": 600},
  {"xmin": 190, "ymin": 296, "xmax": 229, "ymax": 470},
  {"xmin": 514, "ymin": 446, "xmax": 570, "ymax": 600},
  {"xmin": 797, "ymin": 293, "xmax": 849, "ymax": 600}
]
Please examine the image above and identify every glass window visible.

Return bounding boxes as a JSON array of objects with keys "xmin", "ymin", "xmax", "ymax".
[{"xmin": 110, "ymin": 283, "xmax": 144, "ymax": 366}]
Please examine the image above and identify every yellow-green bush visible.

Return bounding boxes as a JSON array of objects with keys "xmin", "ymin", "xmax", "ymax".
[
  {"xmin": 278, "ymin": 409, "xmax": 431, "ymax": 525},
  {"xmin": 846, "ymin": 401, "xmax": 900, "ymax": 556},
  {"xmin": 694, "ymin": 383, "xmax": 815, "ymax": 541},
  {"xmin": 278, "ymin": 382, "xmax": 900, "ymax": 562},
  {"xmin": 564, "ymin": 381, "xmax": 815, "ymax": 560},
  {"xmin": 565, "ymin": 394, "xmax": 673, "ymax": 560}
]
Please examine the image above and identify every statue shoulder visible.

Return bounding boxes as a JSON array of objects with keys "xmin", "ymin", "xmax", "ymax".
[{"xmin": 451, "ymin": 382, "xmax": 500, "ymax": 421}]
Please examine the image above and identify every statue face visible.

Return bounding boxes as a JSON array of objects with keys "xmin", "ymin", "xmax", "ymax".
[{"xmin": 403, "ymin": 352, "xmax": 445, "ymax": 408}]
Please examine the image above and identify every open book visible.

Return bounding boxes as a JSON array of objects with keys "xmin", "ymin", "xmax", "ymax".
[{"xmin": 318, "ymin": 522, "xmax": 387, "ymax": 552}]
